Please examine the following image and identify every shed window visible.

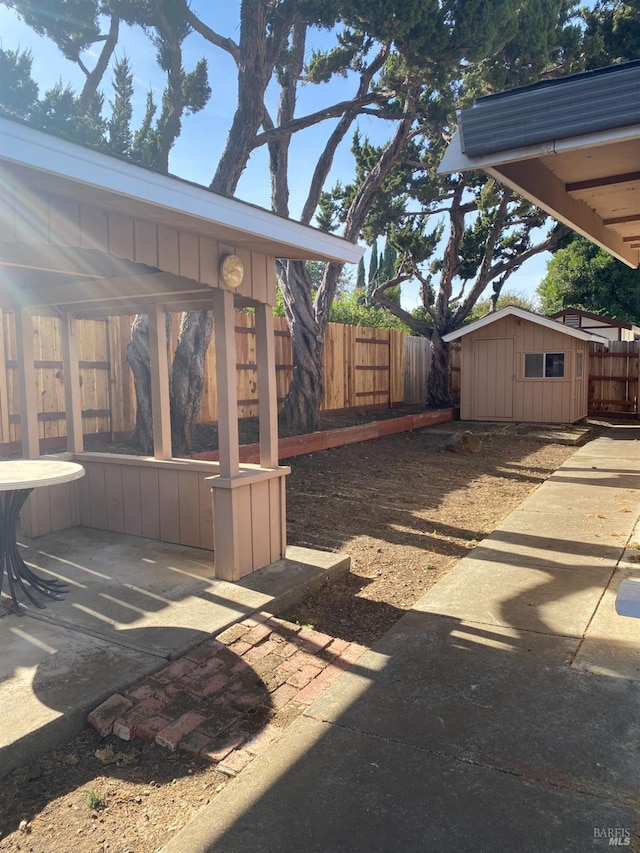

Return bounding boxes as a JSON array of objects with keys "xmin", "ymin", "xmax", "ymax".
[{"xmin": 524, "ymin": 352, "xmax": 565, "ymax": 378}]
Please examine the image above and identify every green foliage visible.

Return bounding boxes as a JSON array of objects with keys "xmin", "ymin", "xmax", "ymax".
[
  {"xmin": 29, "ymin": 82, "xmax": 106, "ymax": 145},
  {"xmin": 538, "ymin": 236, "xmax": 640, "ymax": 324},
  {"xmin": 582, "ymin": 0, "xmax": 640, "ymax": 68},
  {"xmin": 466, "ymin": 290, "xmax": 538, "ymax": 322},
  {"xmin": 107, "ymin": 56, "xmax": 133, "ymax": 156},
  {"xmin": 0, "ymin": 47, "xmax": 38, "ymax": 117},
  {"xmin": 2, "ymin": 0, "xmax": 104, "ymax": 62},
  {"xmin": 329, "ymin": 290, "xmax": 409, "ymax": 330},
  {"xmin": 367, "ymin": 238, "xmax": 379, "ymax": 293},
  {"xmin": 86, "ymin": 789, "xmax": 106, "ymax": 810}
]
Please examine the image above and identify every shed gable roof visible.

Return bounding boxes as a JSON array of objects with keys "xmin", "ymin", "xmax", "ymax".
[{"xmin": 442, "ymin": 306, "xmax": 605, "ymax": 343}]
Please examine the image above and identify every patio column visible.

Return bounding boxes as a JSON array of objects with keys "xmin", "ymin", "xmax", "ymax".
[
  {"xmin": 212, "ymin": 288, "xmax": 239, "ymax": 477},
  {"xmin": 15, "ymin": 308, "xmax": 39, "ymax": 459},
  {"xmin": 255, "ymin": 302, "xmax": 278, "ymax": 468},
  {"xmin": 147, "ymin": 304, "xmax": 172, "ymax": 460},
  {"xmin": 61, "ymin": 311, "xmax": 84, "ymax": 453}
]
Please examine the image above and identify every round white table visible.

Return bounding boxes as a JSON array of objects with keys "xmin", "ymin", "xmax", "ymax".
[{"xmin": 0, "ymin": 460, "xmax": 85, "ymax": 615}]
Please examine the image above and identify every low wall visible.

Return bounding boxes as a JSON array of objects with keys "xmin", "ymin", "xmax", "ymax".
[{"xmin": 191, "ymin": 408, "xmax": 458, "ymax": 464}]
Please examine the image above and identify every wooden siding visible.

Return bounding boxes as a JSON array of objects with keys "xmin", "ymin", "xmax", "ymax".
[
  {"xmin": 20, "ymin": 454, "xmax": 218, "ymax": 550},
  {"xmin": 471, "ymin": 338, "xmax": 514, "ymax": 419},
  {"xmin": 0, "ymin": 312, "xmax": 410, "ymax": 449},
  {"xmin": 459, "ymin": 315, "xmax": 587, "ymax": 423},
  {"xmin": 208, "ymin": 466, "xmax": 289, "ymax": 581},
  {"xmin": 3, "ymin": 185, "xmax": 277, "ymax": 306},
  {"xmin": 403, "ymin": 336, "xmax": 430, "ymax": 404}
]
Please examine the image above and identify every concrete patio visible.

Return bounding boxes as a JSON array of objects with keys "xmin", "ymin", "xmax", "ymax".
[{"xmin": 0, "ymin": 532, "xmax": 348, "ymax": 777}]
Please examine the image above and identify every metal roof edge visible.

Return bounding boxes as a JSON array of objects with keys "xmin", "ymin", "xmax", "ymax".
[
  {"xmin": 438, "ymin": 122, "xmax": 640, "ymax": 176},
  {"xmin": 0, "ymin": 117, "xmax": 363, "ymax": 265}
]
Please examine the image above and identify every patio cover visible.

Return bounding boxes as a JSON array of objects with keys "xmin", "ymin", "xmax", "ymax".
[
  {"xmin": 438, "ymin": 61, "xmax": 640, "ymax": 269},
  {"xmin": 0, "ymin": 116, "xmax": 364, "ymax": 581},
  {"xmin": 0, "ymin": 117, "xmax": 362, "ymax": 317}
]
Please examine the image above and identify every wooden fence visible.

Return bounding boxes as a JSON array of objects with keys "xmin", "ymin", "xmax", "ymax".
[
  {"xmin": 589, "ymin": 341, "xmax": 639, "ymax": 416},
  {"xmin": 0, "ymin": 310, "xmax": 413, "ymax": 450}
]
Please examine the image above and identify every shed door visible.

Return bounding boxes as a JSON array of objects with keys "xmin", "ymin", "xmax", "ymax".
[{"xmin": 472, "ymin": 338, "xmax": 514, "ymax": 419}]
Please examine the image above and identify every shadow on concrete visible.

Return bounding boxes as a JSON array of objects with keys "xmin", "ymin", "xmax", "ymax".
[{"xmin": 164, "ymin": 609, "xmax": 640, "ymax": 852}]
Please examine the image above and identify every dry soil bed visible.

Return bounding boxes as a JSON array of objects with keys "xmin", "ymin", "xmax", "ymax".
[{"xmin": 0, "ymin": 420, "xmax": 584, "ymax": 852}]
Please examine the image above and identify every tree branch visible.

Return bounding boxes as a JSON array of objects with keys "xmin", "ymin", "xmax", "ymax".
[
  {"xmin": 185, "ymin": 8, "xmax": 240, "ymax": 64},
  {"xmin": 77, "ymin": 13, "xmax": 120, "ymax": 113},
  {"xmin": 300, "ymin": 44, "xmax": 389, "ymax": 224},
  {"xmin": 374, "ymin": 275, "xmax": 433, "ymax": 338},
  {"xmin": 252, "ymin": 93, "xmax": 384, "ymax": 148}
]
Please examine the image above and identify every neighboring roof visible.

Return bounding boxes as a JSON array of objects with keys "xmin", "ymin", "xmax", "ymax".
[
  {"xmin": 549, "ymin": 308, "xmax": 636, "ymax": 330},
  {"xmin": 0, "ymin": 117, "xmax": 363, "ymax": 266},
  {"xmin": 442, "ymin": 305, "xmax": 607, "ymax": 343},
  {"xmin": 438, "ymin": 62, "xmax": 640, "ymax": 269}
]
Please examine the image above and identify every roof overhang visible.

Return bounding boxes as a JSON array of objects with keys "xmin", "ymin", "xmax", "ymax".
[
  {"xmin": 438, "ymin": 62, "xmax": 640, "ymax": 269},
  {"xmin": 442, "ymin": 305, "xmax": 608, "ymax": 343},
  {"xmin": 0, "ymin": 117, "xmax": 363, "ymax": 266}
]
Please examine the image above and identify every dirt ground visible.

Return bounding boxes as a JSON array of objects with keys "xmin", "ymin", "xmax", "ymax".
[{"xmin": 0, "ymin": 417, "xmax": 588, "ymax": 852}]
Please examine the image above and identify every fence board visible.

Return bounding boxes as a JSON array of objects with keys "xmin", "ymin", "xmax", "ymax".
[
  {"xmin": 589, "ymin": 342, "xmax": 639, "ymax": 415},
  {"xmin": 404, "ymin": 336, "xmax": 431, "ymax": 404},
  {"xmin": 0, "ymin": 310, "xmax": 431, "ymax": 450}
]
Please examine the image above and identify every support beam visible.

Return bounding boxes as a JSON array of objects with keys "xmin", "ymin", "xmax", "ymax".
[
  {"xmin": 567, "ymin": 171, "xmax": 640, "ymax": 192},
  {"xmin": 60, "ymin": 312, "xmax": 84, "ymax": 452},
  {"xmin": 255, "ymin": 302, "xmax": 279, "ymax": 468},
  {"xmin": 490, "ymin": 160, "xmax": 637, "ymax": 267},
  {"xmin": 212, "ymin": 288, "xmax": 240, "ymax": 478},
  {"xmin": 147, "ymin": 304, "xmax": 172, "ymax": 460},
  {"xmin": 15, "ymin": 308, "xmax": 39, "ymax": 458}
]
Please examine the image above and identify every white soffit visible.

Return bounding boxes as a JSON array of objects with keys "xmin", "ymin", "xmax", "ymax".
[
  {"xmin": 0, "ymin": 117, "xmax": 364, "ymax": 265},
  {"xmin": 438, "ymin": 126, "xmax": 640, "ymax": 269},
  {"xmin": 442, "ymin": 306, "xmax": 607, "ymax": 343}
]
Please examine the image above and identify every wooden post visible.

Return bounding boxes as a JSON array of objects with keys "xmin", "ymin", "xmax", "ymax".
[
  {"xmin": 61, "ymin": 311, "xmax": 84, "ymax": 453},
  {"xmin": 0, "ymin": 311, "xmax": 10, "ymax": 445},
  {"xmin": 255, "ymin": 303, "xmax": 279, "ymax": 468},
  {"xmin": 212, "ymin": 288, "xmax": 239, "ymax": 478},
  {"xmin": 15, "ymin": 308, "xmax": 40, "ymax": 458},
  {"xmin": 147, "ymin": 304, "xmax": 172, "ymax": 460}
]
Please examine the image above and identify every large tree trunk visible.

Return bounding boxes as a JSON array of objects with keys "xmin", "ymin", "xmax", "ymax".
[
  {"xmin": 127, "ymin": 314, "xmax": 154, "ymax": 454},
  {"xmin": 426, "ymin": 329, "xmax": 452, "ymax": 409},
  {"xmin": 279, "ymin": 260, "xmax": 324, "ymax": 432},
  {"xmin": 170, "ymin": 311, "xmax": 214, "ymax": 453},
  {"xmin": 285, "ymin": 317, "xmax": 325, "ymax": 433}
]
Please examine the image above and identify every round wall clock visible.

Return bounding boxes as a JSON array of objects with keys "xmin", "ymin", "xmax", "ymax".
[{"xmin": 220, "ymin": 253, "xmax": 244, "ymax": 289}]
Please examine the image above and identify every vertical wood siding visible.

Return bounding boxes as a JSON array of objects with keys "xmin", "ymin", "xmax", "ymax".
[{"xmin": 460, "ymin": 316, "xmax": 587, "ymax": 424}]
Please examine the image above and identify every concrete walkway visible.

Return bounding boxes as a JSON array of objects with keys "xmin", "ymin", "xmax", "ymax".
[{"xmin": 162, "ymin": 424, "xmax": 640, "ymax": 853}]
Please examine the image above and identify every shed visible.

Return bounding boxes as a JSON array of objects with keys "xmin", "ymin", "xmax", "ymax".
[
  {"xmin": 549, "ymin": 309, "xmax": 640, "ymax": 343},
  {"xmin": 0, "ymin": 116, "xmax": 363, "ymax": 583},
  {"xmin": 442, "ymin": 307, "xmax": 604, "ymax": 423}
]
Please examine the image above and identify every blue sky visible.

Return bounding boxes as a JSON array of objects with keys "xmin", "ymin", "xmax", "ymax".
[{"xmin": 0, "ymin": 2, "xmax": 550, "ymax": 309}]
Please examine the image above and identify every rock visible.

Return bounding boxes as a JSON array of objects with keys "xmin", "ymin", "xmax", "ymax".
[{"xmin": 444, "ymin": 431, "xmax": 483, "ymax": 454}]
